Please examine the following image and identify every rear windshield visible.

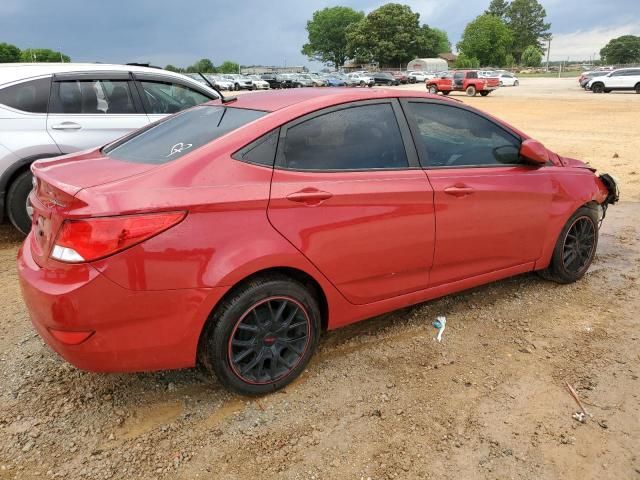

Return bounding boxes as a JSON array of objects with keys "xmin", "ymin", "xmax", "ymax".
[{"xmin": 104, "ymin": 105, "xmax": 266, "ymax": 164}]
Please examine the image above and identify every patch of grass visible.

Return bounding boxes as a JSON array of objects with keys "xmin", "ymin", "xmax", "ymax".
[{"xmin": 517, "ymin": 71, "xmax": 579, "ymax": 78}]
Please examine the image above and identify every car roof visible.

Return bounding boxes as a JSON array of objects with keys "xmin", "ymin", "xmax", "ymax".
[
  {"xmin": 0, "ymin": 62, "xmax": 204, "ymax": 86},
  {"xmin": 227, "ymin": 88, "xmax": 445, "ymax": 113}
]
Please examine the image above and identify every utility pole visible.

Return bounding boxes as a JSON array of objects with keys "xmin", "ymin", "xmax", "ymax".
[{"xmin": 545, "ymin": 35, "xmax": 552, "ymax": 72}]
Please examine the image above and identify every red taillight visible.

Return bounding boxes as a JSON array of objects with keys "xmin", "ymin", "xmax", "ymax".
[{"xmin": 51, "ymin": 212, "xmax": 186, "ymax": 263}]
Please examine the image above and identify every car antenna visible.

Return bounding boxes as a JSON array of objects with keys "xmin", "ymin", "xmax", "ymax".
[{"xmin": 197, "ymin": 72, "xmax": 237, "ymax": 104}]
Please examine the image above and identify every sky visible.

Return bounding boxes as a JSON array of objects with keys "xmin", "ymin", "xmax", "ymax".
[{"xmin": 0, "ymin": 0, "xmax": 639, "ymax": 68}]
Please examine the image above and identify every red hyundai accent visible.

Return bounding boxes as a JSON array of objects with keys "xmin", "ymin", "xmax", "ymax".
[{"xmin": 18, "ymin": 89, "xmax": 619, "ymax": 395}]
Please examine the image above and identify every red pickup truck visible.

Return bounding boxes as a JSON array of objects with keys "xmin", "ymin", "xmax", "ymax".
[{"xmin": 426, "ymin": 70, "xmax": 500, "ymax": 97}]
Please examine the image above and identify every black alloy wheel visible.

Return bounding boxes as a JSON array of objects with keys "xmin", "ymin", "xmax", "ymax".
[
  {"xmin": 591, "ymin": 83, "xmax": 604, "ymax": 93},
  {"xmin": 228, "ymin": 297, "xmax": 310, "ymax": 385},
  {"xmin": 538, "ymin": 206, "xmax": 599, "ymax": 284},
  {"xmin": 561, "ymin": 217, "xmax": 596, "ymax": 275}
]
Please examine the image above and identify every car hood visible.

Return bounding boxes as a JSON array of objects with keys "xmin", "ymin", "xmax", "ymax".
[{"xmin": 32, "ymin": 148, "xmax": 155, "ymax": 197}]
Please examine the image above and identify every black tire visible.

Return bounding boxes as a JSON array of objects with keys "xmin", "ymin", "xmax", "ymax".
[
  {"xmin": 480, "ymin": 91, "xmax": 490, "ymax": 97},
  {"xmin": 538, "ymin": 206, "xmax": 599, "ymax": 284},
  {"xmin": 499, "ymin": 81, "xmax": 504, "ymax": 87},
  {"xmin": 7, "ymin": 170, "xmax": 33, "ymax": 235},
  {"xmin": 591, "ymin": 82, "xmax": 604, "ymax": 93},
  {"xmin": 514, "ymin": 80, "xmax": 519, "ymax": 86},
  {"xmin": 466, "ymin": 85, "xmax": 477, "ymax": 96},
  {"xmin": 636, "ymin": 83, "xmax": 640, "ymax": 94},
  {"xmin": 441, "ymin": 91, "xmax": 450, "ymax": 96},
  {"xmin": 428, "ymin": 85, "xmax": 438, "ymax": 94},
  {"xmin": 604, "ymin": 89, "xmax": 611, "ymax": 93},
  {"xmin": 199, "ymin": 274, "xmax": 321, "ymax": 396},
  {"xmin": 234, "ymin": 83, "xmax": 240, "ymax": 91}
]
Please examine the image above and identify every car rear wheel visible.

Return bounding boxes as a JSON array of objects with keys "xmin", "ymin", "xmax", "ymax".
[
  {"xmin": 499, "ymin": 81, "xmax": 504, "ymax": 87},
  {"xmin": 7, "ymin": 170, "xmax": 33, "ymax": 235},
  {"xmin": 514, "ymin": 80, "xmax": 519, "ymax": 86},
  {"xmin": 199, "ymin": 274, "xmax": 321, "ymax": 396},
  {"xmin": 636, "ymin": 83, "xmax": 640, "ymax": 94},
  {"xmin": 591, "ymin": 83, "xmax": 604, "ymax": 93},
  {"xmin": 428, "ymin": 85, "xmax": 438, "ymax": 94},
  {"xmin": 538, "ymin": 206, "xmax": 599, "ymax": 284},
  {"xmin": 466, "ymin": 85, "xmax": 477, "ymax": 97}
]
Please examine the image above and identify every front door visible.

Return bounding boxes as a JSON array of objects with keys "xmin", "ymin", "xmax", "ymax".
[
  {"xmin": 268, "ymin": 100, "xmax": 435, "ymax": 305},
  {"xmin": 401, "ymin": 99, "xmax": 553, "ymax": 286},
  {"xmin": 47, "ymin": 73, "xmax": 148, "ymax": 153}
]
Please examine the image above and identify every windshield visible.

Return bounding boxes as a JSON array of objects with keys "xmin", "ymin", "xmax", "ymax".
[{"xmin": 104, "ymin": 105, "xmax": 266, "ymax": 164}]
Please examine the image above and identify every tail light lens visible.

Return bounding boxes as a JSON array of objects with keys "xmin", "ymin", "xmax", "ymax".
[{"xmin": 51, "ymin": 212, "xmax": 186, "ymax": 263}]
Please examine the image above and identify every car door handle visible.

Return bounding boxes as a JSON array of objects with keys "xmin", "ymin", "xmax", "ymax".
[
  {"xmin": 286, "ymin": 188, "xmax": 333, "ymax": 206},
  {"xmin": 444, "ymin": 185, "xmax": 475, "ymax": 197},
  {"xmin": 51, "ymin": 122, "xmax": 82, "ymax": 131}
]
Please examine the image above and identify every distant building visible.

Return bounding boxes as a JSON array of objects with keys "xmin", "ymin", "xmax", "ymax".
[
  {"xmin": 438, "ymin": 53, "xmax": 457, "ymax": 67},
  {"xmin": 241, "ymin": 66, "xmax": 306, "ymax": 75},
  {"xmin": 406, "ymin": 57, "xmax": 449, "ymax": 72}
]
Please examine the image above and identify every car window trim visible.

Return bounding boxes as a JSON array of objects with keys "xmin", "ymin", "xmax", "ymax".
[
  {"xmin": 274, "ymin": 99, "xmax": 421, "ymax": 172},
  {"xmin": 48, "ymin": 79, "xmax": 145, "ymax": 115},
  {"xmin": 52, "ymin": 71, "xmax": 131, "ymax": 81},
  {"xmin": 398, "ymin": 98, "xmax": 527, "ymax": 170}
]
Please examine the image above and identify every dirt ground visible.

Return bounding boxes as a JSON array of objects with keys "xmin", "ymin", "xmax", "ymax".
[{"xmin": 0, "ymin": 77, "xmax": 639, "ymax": 480}]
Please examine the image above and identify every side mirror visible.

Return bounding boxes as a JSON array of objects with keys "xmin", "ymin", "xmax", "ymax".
[{"xmin": 520, "ymin": 139, "xmax": 549, "ymax": 166}]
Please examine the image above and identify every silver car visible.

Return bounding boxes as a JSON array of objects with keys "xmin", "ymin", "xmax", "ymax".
[{"xmin": 0, "ymin": 63, "xmax": 220, "ymax": 233}]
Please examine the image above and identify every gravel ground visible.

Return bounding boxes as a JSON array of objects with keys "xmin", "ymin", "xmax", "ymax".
[{"xmin": 1, "ymin": 77, "xmax": 639, "ymax": 480}]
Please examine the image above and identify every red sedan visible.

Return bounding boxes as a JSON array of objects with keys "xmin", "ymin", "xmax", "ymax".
[{"xmin": 18, "ymin": 89, "xmax": 619, "ymax": 395}]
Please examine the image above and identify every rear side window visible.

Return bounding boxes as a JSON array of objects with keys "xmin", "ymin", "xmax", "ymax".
[
  {"xmin": 282, "ymin": 103, "xmax": 408, "ymax": 170},
  {"xmin": 0, "ymin": 77, "xmax": 51, "ymax": 113},
  {"xmin": 51, "ymin": 80, "xmax": 137, "ymax": 114},
  {"xmin": 407, "ymin": 102, "xmax": 521, "ymax": 168},
  {"xmin": 104, "ymin": 105, "xmax": 265, "ymax": 164},
  {"xmin": 139, "ymin": 81, "xmax": 213, "ymax": 114}
]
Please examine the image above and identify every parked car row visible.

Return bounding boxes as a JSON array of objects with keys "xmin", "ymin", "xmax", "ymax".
[{"xmin": 581, "ymin": 67, "xmax": 640, "ymax": 94}]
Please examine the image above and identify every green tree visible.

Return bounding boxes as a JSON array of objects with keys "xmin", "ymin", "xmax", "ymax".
[
  {"xmin": 187, "ymin": 58, "xmax": 215, "ymax": 73},
  {"xmin": 485, "ymin": 0, "xmax": 509, "ymax": 18},
  {"xmin": 20, "ymin": 48, "xmax": 70, "ymax": 62},
  {"xmin": 347, "ymin": 3, "xmax": 447, "ymax": 67},
  {"xmin": 217, "ymin": 61, "xmax": 240, "ymax": 73},
  {"xmin": 457, "ymin": 14, "xmax": 513, "ymax": 66},
  {"xmin": 521, "ymin": 44, "xmax": 542, "ymax": 66},
  {"xmin": 426, "ymin": 28, "xmax": 451, "ymax": 54},
  {"xmin": 164, "ymin": 64, "xmax": 184, "ymax": 73},
  {"xmin": 455, "ymin": 53, "xmax": 480, "ymax": 68},
  {"xmin": 505, "ymin": 53, "xmax": 516, "ymax": 67},
  {"xmin": 302, "ymin": 6, "xmax": 365, "ymax": 69},
  {"xmin": 600, "ymin": 35, "xmax": 640, "ymax": 64},
  {"xmin": 0, "ymin": 42, "xmax": 21, "ymax": 63},
  {"xmin": 505, "ymin": 0, "xmax": 550, "ymax": 61}
]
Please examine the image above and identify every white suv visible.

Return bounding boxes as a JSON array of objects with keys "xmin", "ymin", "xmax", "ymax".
[
  {"xmin": 586, "ymin": 67, "xmax": 640, "ymax": 94},
  {"xmin": 0, "ymin": 63, "xmax": 220, "ymax": 233}
]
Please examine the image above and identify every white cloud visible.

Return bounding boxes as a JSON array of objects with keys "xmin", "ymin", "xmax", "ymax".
[{"xmin": 548, "ymin": 22, "xmax": 640, "ymax": 60}]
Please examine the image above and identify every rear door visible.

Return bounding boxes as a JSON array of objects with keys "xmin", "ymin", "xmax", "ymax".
[
  {"xmin": 268, "ymin": 100, "xmax": 435, "ymax": 305},
  {"xmin": 47, "ymin": 71, "xmax": 148, "ymax": 153},
  {"xmin": 401, "ymin": 99, "xmax": 553, "ymax": 286}
]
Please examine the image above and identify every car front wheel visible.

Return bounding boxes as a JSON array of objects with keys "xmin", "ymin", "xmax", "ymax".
[
  {"xmin": 591, "ymin": 83, "xmax": 604, "ymax": 93},
  {"xmin": 514, "ymin": 80, "xmax": 519, "ymax": 86},
  {"xmin": 199, "ymin": 274, "xmax": 321, "ymax": 396},
  {"xmin": 466, "ymin": 85, "xmax": 477, "ymax": 96},
  {"xmin": 428, "ymin": 85, "xmax": 438, "ymax": 94},
  {"xmin": 7, "ymin": 170, "xmax": 33, "ymax": 235},
  {"xmin": 538, "ymin": 206, "xmax": 599, "ymax": 284}
]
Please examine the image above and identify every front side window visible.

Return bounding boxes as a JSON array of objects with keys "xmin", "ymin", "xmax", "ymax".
[
  {"xmin": 139, "ymin": 81, "xmax": 212, "ymax": 115},
  {"xmin": 282, "ymin": 103, "xmax": 408, "ymax": 171},
  {"xmin": 407, "ymin": 102, "xmax": 521, "ymax": 168},
  {"xmin": 51, "ymin": 80, "xmax": 136, "ymax": 114},
  {"xmin": 104, "ymin": 105, "xmax": 265, "ymax": 164},
  {"xmin": 0, "ymin": 77, "xmax": 51, "ymax": 113}
]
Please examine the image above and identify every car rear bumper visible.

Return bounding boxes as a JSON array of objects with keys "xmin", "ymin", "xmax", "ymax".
[{"xmin": 17, "ymin": 235, "xmax": 228, "ymax": 373}]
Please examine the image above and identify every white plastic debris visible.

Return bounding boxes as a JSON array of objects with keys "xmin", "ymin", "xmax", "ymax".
[
  {"xmin": 572, "ymin": 412, "xmax": 586, "ymax": 423},
  {"xmin": 433, "ymin": 316, "xmax": 446, "ymax": 342}
]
